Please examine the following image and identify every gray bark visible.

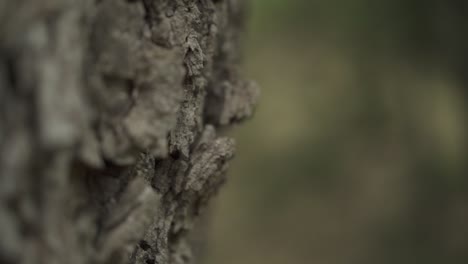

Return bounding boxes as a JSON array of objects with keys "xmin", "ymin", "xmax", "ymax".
[{"xmin": 0, "ymin": 0, "xmax": 258, "ymax": 264}]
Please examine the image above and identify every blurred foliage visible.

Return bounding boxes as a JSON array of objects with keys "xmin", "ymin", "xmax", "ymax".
[{"xmin": 206, "ymin": 1, "xmax": 468, "ymax": 264}]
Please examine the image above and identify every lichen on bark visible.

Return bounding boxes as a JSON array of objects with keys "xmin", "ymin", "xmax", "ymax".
[{"xmin": 0, "ymin": 0, "xmax": 258, "ymax": 264}]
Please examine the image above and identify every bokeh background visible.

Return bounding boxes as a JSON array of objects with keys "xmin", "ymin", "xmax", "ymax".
[{"xmin": 206, "ymin": 1, "xmax": 468, "ymax": 263}]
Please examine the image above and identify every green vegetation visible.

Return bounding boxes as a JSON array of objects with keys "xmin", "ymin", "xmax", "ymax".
[{"xmin": 206, "ymin": 1, "xmax": 468, "ymax": 264}]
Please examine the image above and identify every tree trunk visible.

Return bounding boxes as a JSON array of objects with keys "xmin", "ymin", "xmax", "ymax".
[{"xmin": 0, "ymin": 0, "xmax": 258, "ymax": 264}]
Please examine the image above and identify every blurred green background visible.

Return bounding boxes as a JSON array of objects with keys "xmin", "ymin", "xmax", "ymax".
[{"xmin": 206, "ymin": 1, "xmax": 468, "ymax": 263}]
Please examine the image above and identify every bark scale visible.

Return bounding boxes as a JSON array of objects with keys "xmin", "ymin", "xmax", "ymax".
[{"xmin": 0, "ymin": 0, "xmax": 258, "ymax": 264}]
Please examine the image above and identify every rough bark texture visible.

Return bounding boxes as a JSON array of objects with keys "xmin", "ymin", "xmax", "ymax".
[{"xmin": 0, "ymin": 0, "xmax": 259, "ymax": 264}]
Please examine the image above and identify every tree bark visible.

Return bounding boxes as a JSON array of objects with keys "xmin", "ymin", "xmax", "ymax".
[{"xmin": 0, "ymin": 0, "xmax": 258, "ymax": 264}]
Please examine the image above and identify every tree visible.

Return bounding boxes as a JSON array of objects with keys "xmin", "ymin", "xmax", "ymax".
[{"xmin": 0, "ymin": 0, "xmax": 258, "ymax": 263}]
